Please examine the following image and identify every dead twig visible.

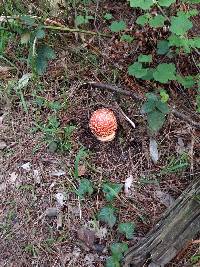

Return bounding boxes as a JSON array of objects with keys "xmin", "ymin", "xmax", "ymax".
[{"xmin": 79, "ymin": 82, "xmax": 200, "ymax": 129}]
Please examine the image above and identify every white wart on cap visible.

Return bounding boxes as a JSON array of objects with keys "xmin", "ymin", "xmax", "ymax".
[{"xmin": 89, "ymin": 108, "xmax": 117, "ymax": 142}]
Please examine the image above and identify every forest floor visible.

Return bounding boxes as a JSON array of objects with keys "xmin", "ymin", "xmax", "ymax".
[{"xmin": 0, "ymin": 1, "xmax": 200, "ymax": 266}]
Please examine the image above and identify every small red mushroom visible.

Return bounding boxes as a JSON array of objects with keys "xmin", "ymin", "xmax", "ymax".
[{"xmin": 89, "ymin": 108, "xmax": 117, "ymax": 142}]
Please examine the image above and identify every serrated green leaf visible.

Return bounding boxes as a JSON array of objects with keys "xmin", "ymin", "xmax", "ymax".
[
  {"xmin": 102, "ymin": 183, "xmax": 123, "ymax": 201},
  {"xmin": 158, "ymin": 0, "xmax": 176, "ymax": 7},
  {"xmin": 128, "ymin": 62, "xmax": 148, "ymax": 78},
  {"xmin": 157, "ymin": 40, "xmax": 169, "ymax": 55},
  {"xmin": 170, "ymin": 14, "xmax": 193, "ymax": 35},
  {"xmin": 98, "ymin": 206, "xmax": 117, "ymax": 228},
  {"xmin": 149, "ymin": 15, "xmax": 165, "ymax": 28},
  {"xmin": 118, "ymin": 222, "xmax": 135, "ymax": 239},
  {"xmin": 147, "ymin": 110, "xmax": 166, "ymax": 133},
  {"xmin": 176, "ymin": 75, "xmax": 195, "ymax": 88},
  {"xmin": 153, "ymin": 63, "xmax": 176, "ymax": 83},
  {"xmin": 136, "ymin": 13, "xmax": 151, "ymax": 25},
  {"xmin": 138, "ymin": 54, "xmax": 152, "ymax": 63},
  {"xmin": 110, "ymin": 243, "xmax": 129, "ymax": 261},
  {"xmin": 129, "ymin": 0, "xmax": 154, "ymax": 10},
  {"xmin": 104, "ymin": 13, "xmax": 113, "ymax": 20},
  {"xmin": 109, "ymin": 20, "xmax": 126, "ymax": 32},
  {"xmin": 140, "ymin": 68, "xmax": 154, "ymax": 80},
  {"xmin": 177, "ymin": 9, "xmax": 199, "ymax": 18},
  {"xmin": 156, "ymin": 100, "xmax": 170, "ymax": 114},
  {"xmin": 76, "ymin": 178, "xmax": 94, "ymax": 199},
  {"xmin": 160, "ymin": 89, "xmax": 169, "ymax": 103},
  {"xmin": 106, "ymin": 256, "xmax": 120, "ymax": 267},
  {"xmin": 120, "ymin": 34, "xmax": 134, "ymax": 43}
]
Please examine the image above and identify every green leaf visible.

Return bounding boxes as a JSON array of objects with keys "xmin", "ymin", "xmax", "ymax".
[
  {"xmin": 153, "ymin": 63, "xmax": 176, "ymax": 83},
  {"xmin": 156, "ymin": 100, "xmax": 170, "ymax": 114},
  {"xmin": 109, "ymin": 20, "xmax": 126, "ymax": 33},
  {"xmin": 120, "ymin": 34, "xmax": 134, "ymax": 43},
  {"xmin": 170, "ymin": 14, "xmax": 193, "ymax": 35},
  {"xmin": 140, "ymin": 68, "xmax": 154, "ymax": 80},
  {"xmin": 102, "ymin": 182, "xmax": 123, "ymax": 201},
  {"xmin": 106, "ymin": 256, "xmax": 120, "ymax": 267},
  {"xmin": 142, "ymin": 96, "xmax": 157, "ymax": 113},
  {"xmin": 177, "ymin": 9, "xmax": 199, "ymax": 18},
  {"xmin": 147, "ymin": 110, "xmax": 166, "ymax": 133},
  {"xmin": 157, "ymin": 40, "xmax": 169, "ymax": 55},
  {"xmin": 21, "ymin": 32, "xmax": 31, "ymax": 44},
  {"xmin": 35, "ymin": 45, "xmax": 56, "ymax": 75},
  {"xmin": 118, "ymin": 222, "xmax": 135, "ymax": 239},
  {"xmin": 74, "ymin": 147, "xmax": 88, "ymax": 178},
  {"xmin": 98, "ymin": 206, "xmax": 117, "ymax": 228},
  {"xmin": 160, "ymin": 89, "xmax": 169, "ymax": 103},
  {"xmin": 20, "ymin": 15, "xmax": 35, "ymax": 26},
  {"xmin": 128, "ymin": 62, "xmax": 148, "ymax": 78},
  {"xmin": 129, "ymin": 0, "xmax": 154, "ymax": 10},
  {"xmin": 136, "ymin": 13, "xmax": 151, "ymax": 26},
  {"xmin": 104, "ymin": 13, "xmax": 113, "ymax": 20},
  {"xmin": 110, "ymin": 243, "xmax": 129, "ymax": 261},
  {"xmin": 149, "ymin": 15, "xmax": 165, "ymax": 28},
  {"xmin": 36, "ymin": 28, "xmax": 45, "ymax": 39},
  {"xmin": 176, "ymin": 75, "xmax": 195, "ymax": 88},
  {"xmin": 75, "ymin": 15, "xmax": 94, "ymax": 26},
  {"xmin": 138, "ymin": 54, "xmax": 152, "ymax": 63},
  {"xmin": 76, "ymin": 178, "xmax": 94, "ymax": 199},
  {"xmin": 158, "ymin": 0, "xmax": 176, "ymax": 7}
]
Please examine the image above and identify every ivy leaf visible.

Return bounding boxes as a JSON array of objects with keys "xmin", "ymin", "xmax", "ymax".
[
  {"xmin": 136, "ymin": 13, "xmax": 151, "ymax": 25},
  {"xmin": 118, "ymin": 222, "xmax": 135, "ymax": 239},
  {"xmin": 153, "ymin": 63, "xmax": 176, "ymax": 83},
  {"xmin": 158, "ymin": 0, "xmax": 176, "ymax": 7},
  {"xmin": 160, "ymin": 89, "xmax": 169, "ymax": 103},
  {"xmin": 35, "ymin": 44, "xmax": 56, "ymax": 75},
  {"xmin": 176, "ymin": 75, "xmax": 195, "ymax": 88},
  {"xmin": 102, "ymin": 182, "xmax": 123, "ymax": 201},
  {"xmin": 104, "ymin": 13, "xmax": 113, "ymax": 20},
  {"xmin": 128, "ymin": 62, "xmax": 148, "ymax": 78},
  {"xmin": 147, "ymin": 110, "xmax": 166, "ymax": 133},
  {"xmin": 129, "ymin": 0, "xmax": 154, "ymax": 10},
  {"xmin": 76, "ymin": 179, "xmax": 94, "ymax": 199},
  {"xmin": 109, "ymin": 20, "xmax": 126, "ymax": 32},
  {"xmin": 106, "ymin": 256, "xmax": 120, "ymax": 267},
  {"xmin": 157, "ymin": 40, "xmax": 169, "ymax": 55},
  {"xmin": 149, "ymin": 15, "xmax": 165, "ymax": 28},
  {"xmin": 170, "ymin": 14, "xmax": 193, "ymax": 35},
  {"xmin": 110, "ymin": 243, "xmax": 129, "ymax": 261},
  {"xmin": 138, "ymin": 54, "xmax": 152, "ymax": 63},
  {"xmin": 156, "ymin": 100, "xmax": 170, "ymax": 114},
  {"xmin": 98, "ymin": 206, "xmax": 117, "ymax": 228},
  {"xmin": 120, "ymin": 34, "xmax": 134, "ymax": 43}
]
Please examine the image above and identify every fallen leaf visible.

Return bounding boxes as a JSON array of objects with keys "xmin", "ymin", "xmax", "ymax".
[
  {"xmin": 55, "ymin": 192, "xmax": 64, "ymax": 207},
  {"xmin": 78, "ymin": 164, "xmax": 86, "ymax": 176},
  {"xmin": 155, "ymin": 190, "xmax": 175, "ymax": 207},
  {"xmin": 33, "ymin": 169, "xmax": 41, "ymax": 184},
  {"xmin": 45, "ymin": 207, "xmax": 58, "ymax": 217},
  {"xmin": 0, "ymin": 141, "xmax": 7, "ymax": 150},
  {"xmin": 176, "ymin": 137, "xmax": 185, "ymax": 154},
  {"xmin": 77, "ymin": 228, "xmax": 95, "ymax": 248},
  {"xmin": 149, "ymin": 137, "xmax": 159, "ymax": 164},
  {"xmin": 51, "ymin": 170, "xmax": 66, "ymax": 177},
  {"xmin": 124, "ymin": 175, "xmax": 133, "ymax": 196},
  {"xmin": 21, "ymin": 162, "xmax": 31, "ymax": 171},
  {"xmin": 10, "ymin": 172, "xmax": 18, "ymax": 184}
]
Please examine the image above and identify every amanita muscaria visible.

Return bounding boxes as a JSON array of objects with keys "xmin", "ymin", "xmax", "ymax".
[{"xmin": 89, "ymin": 108, "xmax": 117, "ymax": 142}]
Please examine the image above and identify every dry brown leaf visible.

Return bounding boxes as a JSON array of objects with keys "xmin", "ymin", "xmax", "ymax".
[
  {"xmin": 77, "ymin": 228, "xmax": 95, "ymax": 248},
  {"xmin": 155, "ymin": 190, "xmax": 175, "ymax": 207}
]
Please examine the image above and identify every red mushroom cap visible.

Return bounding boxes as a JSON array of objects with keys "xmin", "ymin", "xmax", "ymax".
[{"xmin": 89, "ymin": 108, "xmax": 117, "ymax": 142}]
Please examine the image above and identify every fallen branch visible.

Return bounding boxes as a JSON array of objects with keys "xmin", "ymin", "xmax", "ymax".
[{"xmin": 80, "ymin": 82, "xmax": 200, "ymax": 129}]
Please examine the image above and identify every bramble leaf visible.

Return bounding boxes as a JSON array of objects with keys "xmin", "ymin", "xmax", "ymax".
[
  {"xmin": 158, "ymin": 0, "xmax": 176, "ymax": 7},
  {"xmin": 106, "ymin": 256, "xmax": 120, "ymax": 267},
  {"xmin": 98, "ymin": 206, "xmax": 117, "ymax": 228},
  {"xmin": 102, "ymin": 183, "xmax": 123, "ymax": 201},
  {"xmin": 129, "ymin": 0, "xmax": 154, "ymax": 10},
  {"xmin": 118, "ymin": 222, "xmax": 135, "ymax": 239},
  {"xmin": 153, "ymin": 63, "xmax": 176, "ymax": 83},
  {"xmin": 176, "ymin": 75, "xmax": 195, "ymax": 88},
  {"xmin": 109, "ymin": 20, "xmax": 126, "ymax": 32},
  {"xmin": 76, "ymin": 179, "xmax": 94, "ymax": 199},
  {"xmin": 110, "ymin": 243, "xmax": 129, "ymax": 261},
  {"xmin": 156, "ymin": 100, "xmax": 170, "ymax": 114},
  {"xmin": 138, "ymin": 54, "xmax": 152, "ymax": 63},
  {"xmin": 128, "ymin": 62, "xmax": 148, "ymax": 78},
  {"xmin": 170, "ymin": 14, "xmax": 193, "ymax": 35},
  {"xmin": 136, "ymin": 13, "xmax": 151, "ymax": 25},
  {"xmin": 149, "ymin": 15, "xmax": 166, "ymax": 28}
]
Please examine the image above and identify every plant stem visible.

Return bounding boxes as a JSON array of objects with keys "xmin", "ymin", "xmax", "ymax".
[
  {"xmin": 43, "ymin": 25, "xmax": 110, "ymax": 37},
  {"xmin": 156, "ymin": 3, "xmax": 170, "ymax": 22}
]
